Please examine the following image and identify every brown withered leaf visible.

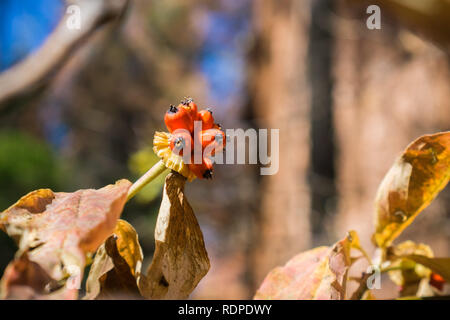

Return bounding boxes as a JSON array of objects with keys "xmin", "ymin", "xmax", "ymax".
[
  {"xmin": 0, "ymin": 179, "xmax": 131, "ymax": 299},
  {"xmin": 139, "ymin": 172, "xmax": 210, "ymax": 299},
  {"xmin": 0, "ymin": 254, "xmax": 77, "ymax": 300},
  {"xmin": 254, "ymin": 232, "xmax": 360, "ymax": 300},
  {"xmin": 85, "ymin": 219, "xmax": 144, "ymax": 300},
  {"xmin": 373, "ymin": 132, "xmax": 450, "ymax": 248}
]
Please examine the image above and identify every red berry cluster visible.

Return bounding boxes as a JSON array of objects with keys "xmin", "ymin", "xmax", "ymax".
[{"xmin": 164, "ymin": 98, "xmax": 226, "ymax": 179}]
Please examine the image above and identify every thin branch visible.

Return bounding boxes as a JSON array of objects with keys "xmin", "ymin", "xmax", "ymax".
[
  {"xmin": 0, "ymin": 0, "xmax": 129, "ymax": 107},
  {"xmin": 350, "ymin": 272, "xmax": 371, "ymax": 300}
]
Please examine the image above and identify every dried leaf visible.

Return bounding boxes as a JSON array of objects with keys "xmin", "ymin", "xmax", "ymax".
[
  {"xmin": 401, "ymin": 255, "xmax": 450, "ymax": 284},
  {"xmin": 0, "ymin": 254, "xmax": 77, "ymax": 300},
  {"xmin": 254, "ymin": 232, "xmax": 360, "ymax": 300},
  {"xmin": 373, "ymin": 132, "xmax": 450, "ymax": 248},
  {"xmin": 111, "ymin": 219, "xmax": 144, "ymax": 279},
  {"xmin": 0, "ymin": 179, "xmax": 131, "ymax": 299},
  {"xmin": 85, "ymin": 219, "xmax": 144, "ymax": 300},
  {"xmin": 387, "ymin": 241, "xmax": 434, "ymax": 296},
  {"xmin": 83, "ymin": 242, "xmax": 114, "ymax": 299},
  {"xmin": 139, "ymin": 172, "xmax": 210, "ymax": 299}
]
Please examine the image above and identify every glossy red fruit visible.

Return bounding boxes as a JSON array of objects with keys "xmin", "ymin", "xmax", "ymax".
[
  {"xmin": 188, "ymin": 156, "xmax": 213, "ymax": 179},
  {"xmin": 199, "ymin": 128, "xmax": 226, "ymax": 156},
  {"xmin": 429, "ymin": 272, "xmax": 445, "ymax": 291},
  {"xmin": 180, "ymin": 97, "xmax": 198, "ymax": 121},
  {"xmin": 164, "ymin": 104, "xmax": 194, "ymax": 133},
  {"xmin": 198, "ymin": 109, "xmax": 215, "ymax": 130},
  {"xmin": 169, "ymin": 131, "xmax": 193, "ymax": 156}
]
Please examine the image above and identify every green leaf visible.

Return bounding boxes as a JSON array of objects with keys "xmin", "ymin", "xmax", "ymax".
[{"xmin": 403, "ymin": 255, "xmax": 450, "ymax": 283}]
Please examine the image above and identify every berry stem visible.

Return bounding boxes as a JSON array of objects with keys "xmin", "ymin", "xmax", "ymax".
[{"xmin": 126, "ymin": 160, "xmax": 168, "ymax": 202}]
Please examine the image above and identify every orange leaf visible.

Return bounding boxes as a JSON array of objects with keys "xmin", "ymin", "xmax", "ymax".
[
  {"xmin": 0, "ymin": 179, "xmax": 131, "ymax": 299},
  {"xmin": 84, "ymin": 219, "xmax": 144, "ymax": 300},
  {"xmin": 254, "ymin": 233, "xmax": 359, "ymax": 300},
  {"xmin": 0, "ymin": 254, "xmax": 77, "ymax": 300}
]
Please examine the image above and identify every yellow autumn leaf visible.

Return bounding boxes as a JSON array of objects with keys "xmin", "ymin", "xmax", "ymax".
[
  {"xmin": 346, "ymin": 230, "xmax": 371, "ymax": 263},
  {"xmin": 85, "ymin": 219, "xmax": 144, "ymax": 300},
  {"xmin": 387, "ymin": 241, "xmax": 434, "ymax": 290},
  {"xmin": 373, "ymin": 131, "xmax": 450, "ymax": 248},
  {"xmin": 112, "ymin": 219, "xmax": 144, "ymax": 278},
  {"xmin": 402, "ymin": 255, "xmax": 450, "ymax": 284}
]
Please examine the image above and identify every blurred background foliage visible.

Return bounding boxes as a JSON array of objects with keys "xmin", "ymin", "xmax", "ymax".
[{"xmin": 0, "ymin": 0, "xmax": 449, "ymax": 298}]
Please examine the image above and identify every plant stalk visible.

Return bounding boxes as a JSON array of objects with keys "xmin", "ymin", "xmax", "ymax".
[
  {"xmin": 126, "ymin": 160, "xmax": 167, "ymax": 202},
  {"xmin": 350, "ymin": 272, "xmax": 372, "ymax": 300}
]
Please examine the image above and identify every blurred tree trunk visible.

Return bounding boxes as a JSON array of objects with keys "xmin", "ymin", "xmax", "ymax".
[
  {"xmin": 248, "ymin": 0, "xmax": 312, "ymax": 290},
  {"xmin": 333, "ymin": 0, "xmax": 450, "ymax": 265}
]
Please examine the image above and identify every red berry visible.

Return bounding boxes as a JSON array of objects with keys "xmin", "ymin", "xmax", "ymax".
[
  {"xmin": 199, "ymin": 128, "xmax": 226, "ymax": 156},
  {"xmin": 198, "ymin": 109, "xmax": 215, "ymax": 130},
  {"xmin": 169, "ymin": 130, "xmax": 193, "ymax": 156},
  {"xmin": 164, "ymin": 104, "xmax": 194, "ymax": 133},
  {"xmin": 429, "ymin": 272, "xmax": 445, "ymax": 291},
  {"xmin": 180, "ymin": 97, "xmax": 198, "ymax": 121},
  {"xmin": 188, "ymin": 156, "xmax": 213, "ymax": 179}
]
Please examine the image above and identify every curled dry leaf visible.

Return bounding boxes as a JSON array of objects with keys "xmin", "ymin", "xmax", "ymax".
[
  {"xmin": 254, "ymin": 232, "xmax": 361, "ymax": 300},
  {"xmin": 373, "ymin": 132, "xmax": 450, "ymax": 248},
  {"xmin": 0, "ymin": 254, "xmax": 77, "ymax": 300},
  {"xmin": 387, "ymin": 241, "xmax": 434, "ymax": 297},
  {"xmin": 140, "ymin": 172, "xmax": 210, "ymax": 299},
  {"xmin": 411, "ymin": 256, "xmax": 450, "ymax": 285},
  {"xmin": 396, "ymin": 255, "xmax": 450, "ymax": 284},
  {"xmin": 0, "ymin": 179, "xmax": 131, "ymax": 299},
  {"xmin": 85, "ymin": 219, "xmax": 144, "ymax": 300}
]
